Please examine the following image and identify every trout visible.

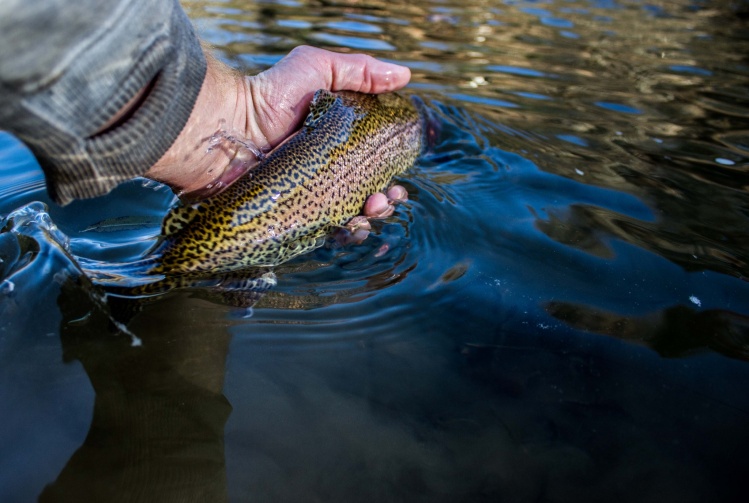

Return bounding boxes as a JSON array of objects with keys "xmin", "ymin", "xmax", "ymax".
[{"xmin": 150, "ymin": 89, "xmax": 424, "ymax": 277}]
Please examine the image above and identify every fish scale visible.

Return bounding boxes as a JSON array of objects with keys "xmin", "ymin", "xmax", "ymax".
[{"xmin": 150, "ymin": 90, "xmax": 424, "ymax": 276}]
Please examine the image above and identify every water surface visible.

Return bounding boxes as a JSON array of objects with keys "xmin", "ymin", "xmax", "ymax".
[{"xmin": 2, "ymin": 0, "xmax": 749, "ymax": 501}]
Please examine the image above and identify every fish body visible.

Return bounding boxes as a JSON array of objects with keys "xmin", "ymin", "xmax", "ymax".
[{"xmin": 151, "ymin": 90, "xmax": 423, "ymax": 276}]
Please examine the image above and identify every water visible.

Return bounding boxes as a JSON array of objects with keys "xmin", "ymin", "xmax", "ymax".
[{"xmin": 2, "ymin": 0, "xmax": 749, "ymax": 501}]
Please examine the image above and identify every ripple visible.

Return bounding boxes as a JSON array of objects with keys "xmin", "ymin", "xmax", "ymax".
[
  {"xmin": 698, "ymin": 86, "xmax": 749, "ymax": 118},
  {"xmin": 230, "ymin": 216, "xmax": 429, "ymax": 346},
  {"xmin": 594, "ymin": 101, "xmax": 643, "ymax": 114},
  {"xmin": 309, "ymin": 32, "xmax": 396, "ymax": 51},
  {"xmin": 485, "ymin": 65, "xmax": 551, "ymax": 78},
  {"xmin": 557, "ymin": 134, "xmax": 589, "ymax": 147},
  {"xmin": 541, "ymin": 17, "xmax": 574, "ymax": 29},
  {"xmin": 511, "ymin": 91, "xmax": 552, "ymax": 100},
  {"xmin": 669, "ymin": 65, "xmax": 713, "ymax": 77},
  {"xmin": 446, "ymin": 92, "xmax": 519, "ymax": 109},
  {"xmin": 713, "ymin": 130, "xmax": 749, "ymax": 155},
  {"xmin": 277, "ymin": 19, "xmax": 312, "ymax": 29},
  {"xmin": 325, "ymin": 20, "xmax": 382, "ymax": 34},
  {"xmin": 0, "ymin": 133, "xmax": 47, "ymax": 209},
  {"xmin": 0, "ymin": 203, "xmax": 96, "ymax": 316}
]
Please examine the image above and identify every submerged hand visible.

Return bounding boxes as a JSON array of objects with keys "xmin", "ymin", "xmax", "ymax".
[
  {"xmin": 338, "ymin": 186, "xmax": 410, "ymax": 245},
  {"xmin": 145, "ymin": 46, "xmax": 411, "ymax": 200}
]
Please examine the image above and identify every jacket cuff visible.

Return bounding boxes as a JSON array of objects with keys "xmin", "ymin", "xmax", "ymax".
[{"xmin": 6, "ymin": 1, "xmax": 207, "ymax": 205}]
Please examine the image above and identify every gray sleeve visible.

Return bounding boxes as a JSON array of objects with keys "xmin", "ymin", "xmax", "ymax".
[{"xmin": 0, "ymin": 0, "xmax": 207, "ymax": 205}]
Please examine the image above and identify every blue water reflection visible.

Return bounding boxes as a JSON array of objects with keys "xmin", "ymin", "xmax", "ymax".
[
  {"xmin": 310, "ymin": 32, "xmax": 397, "ymax": 51},
  {"xmin": 669, "ymin": 64, "xmax": 713, "ymax": 76},
  {"xmin": 594, "ymin": 102, "xmax": 643, "ymax": 114},
  {"xmin": 486, "ymin": 65, "xmax": 552, "ymax": 78},
  {"xmin": 326, "ymin": 20, "xmax": 383, "ymax": 34},
  {"xmin": 0, "ymin": 133, "xmax": 45, "ymax": 203}
]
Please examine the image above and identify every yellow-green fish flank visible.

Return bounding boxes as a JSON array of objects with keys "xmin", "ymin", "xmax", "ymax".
[{"xmin": 151, "ymin": 90, "xmax": 423, "ymax": 276}]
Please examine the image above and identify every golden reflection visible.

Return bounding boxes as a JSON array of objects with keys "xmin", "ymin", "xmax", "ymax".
[
  {"xmin": 546, "ymin": 301, "xmax": 749, "ymax": 362},
  {"xmin": 179, "ymin": 0, "xmax": 749, "ymax": 279}
]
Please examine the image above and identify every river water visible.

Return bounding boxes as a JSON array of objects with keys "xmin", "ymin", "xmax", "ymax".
[{"xmin": 1, "ymin": 0, "xmax": 748, "ymax": 501}]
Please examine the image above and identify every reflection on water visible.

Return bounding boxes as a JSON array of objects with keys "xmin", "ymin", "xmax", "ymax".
[
  {"xmin": 42, "ymin": 287, "xmax": 232, "ymax": 502},
  {"xmin": 546, "ymin": 301, "xmax": 749, "ymax": 360},
  {"xmin": 2, "ymin": 0, "xmax": 749, "ymax": 501}
]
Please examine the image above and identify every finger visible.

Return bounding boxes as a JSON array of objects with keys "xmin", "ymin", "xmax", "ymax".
[
  {"xmin": 285, "ymin": 46, "xmax": 411, "ymax": 94},
  {"xmin": 327, "ymin": 52, "xmax": 411, "ymax": 94},
  {"xmin": 386, "ymin": 185, "xmax": 408, "ymax": 202},
  {"xmin": 335, "ymin": 216, "xmax": 371, "ymax": 245},
  {"xmin": 363, "ymin": 192, "xmax": 394, "ymax": 218},
  {"xmin": 246, "ymin": 46, "xmax": 410, "ymax": 148}
]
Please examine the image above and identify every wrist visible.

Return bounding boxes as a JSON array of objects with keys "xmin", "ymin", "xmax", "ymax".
[{"xmin": 144, "ymin": 54, "xmax": 259, "ymax": 200}]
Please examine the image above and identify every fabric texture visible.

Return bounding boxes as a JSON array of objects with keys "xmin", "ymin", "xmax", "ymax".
[{"xmin": 0, "ymin": 0, "xmax": 207, "ymax": 204}]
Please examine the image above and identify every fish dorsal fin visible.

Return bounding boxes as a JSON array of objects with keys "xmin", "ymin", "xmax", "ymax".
[
  {"xmin": 161, "ymin": 204, "xmax": 200, "ymax": 236},
  {"xmin": 304, "ymin": 89, "xmax": 339, "ymax": 127}
]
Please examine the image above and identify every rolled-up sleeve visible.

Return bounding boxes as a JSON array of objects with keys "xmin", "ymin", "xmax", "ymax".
[{"xmin": 0, "ymin": 0, "xmax": 207, "ymax": 205}]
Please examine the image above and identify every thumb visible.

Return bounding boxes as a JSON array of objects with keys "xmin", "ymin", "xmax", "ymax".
[
  {"xmin": 246, "ymin": 46, "xmax": 411, "ymax": 146},
  {"xmin": 280, "ymin": 45, "xmax": 411, "ymax": 94}
]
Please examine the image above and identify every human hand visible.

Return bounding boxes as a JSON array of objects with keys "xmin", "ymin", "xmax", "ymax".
[
  {"xmin": 246, "ymin": 45, "xmax": 411, "ymax": 150},
  {"xmin": 145, "ymin": 46, "xmax": 411, "ymax": 207}
]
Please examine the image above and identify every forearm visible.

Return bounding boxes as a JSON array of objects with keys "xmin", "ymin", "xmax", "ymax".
[{"xmin": 0, "ymin": 0, "xmax": 206, "ymax": 205}]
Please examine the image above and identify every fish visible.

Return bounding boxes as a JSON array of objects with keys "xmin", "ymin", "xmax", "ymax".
[
  {"xmin": 149, "ymin": 89, "xmax": 424, "ymax": 277},
  {"xmin": 84, "ymin": 90, "xmax": 425, "ymax": 303}
]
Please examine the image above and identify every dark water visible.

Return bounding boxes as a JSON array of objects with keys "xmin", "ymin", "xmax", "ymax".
[{"xmin": 2, "ymin": 0, "xmax": 749, "ymax": 501}]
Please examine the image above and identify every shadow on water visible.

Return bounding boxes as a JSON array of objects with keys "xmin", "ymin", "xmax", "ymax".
[
  {"xmin": 2, "ymin": 0, "xmax": 749, "ymax": 501},
  {"xmin": 43, "ymin": 284, "xmax": 233, "ymax": 502},
  {"xmin": 0, "ymin": 193, "xmax": 230, "ymax": 501}
]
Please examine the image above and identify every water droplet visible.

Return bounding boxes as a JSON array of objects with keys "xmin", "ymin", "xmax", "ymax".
[
  {"xmin": 204, "ymin": 122, "xmax": 267, "ymax": 161},
  {"xmin": 113, "ymin": 320, "xmax": 142, "ymax": 346},
  {"xmin": 715, "ymin": 158, "xmax": 734, "ymax": 166},
  {"xmin": 0, "ymin": 279, "xmax": 15, "ymax": 294}
]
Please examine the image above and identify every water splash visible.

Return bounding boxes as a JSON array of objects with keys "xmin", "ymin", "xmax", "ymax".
[
  {"xmin": 206, "ymin": 119, "xmax": 268, "ymax": 161},
  {"xmin": 0, "ymin": 279, "xmax": 14, "ymax": 294},
  {"xmin": 1, "ymin": 202, "xmax": 147, "ymax": 345},
  {"xmin": 140, "ymin": 179, "xmax": 166, "ymax": 191},
  {"xmin": 3, "ymin": 201, "xmax": 70, "ymax": 252}
]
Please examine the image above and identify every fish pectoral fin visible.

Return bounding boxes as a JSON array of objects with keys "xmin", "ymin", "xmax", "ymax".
[
  {"xmin": 215, "ymin": 271, "xmax": 278, "ymax": 292},
  {"xmin": 211, "ymin": 271, "xmax": 278, "ymax": 309},
  {"xmin": 304, "ymin": 89, "xmax": 339, "ymax": 127},
  {"xmin": 161, "ymin": 204, "xmax": 201, "ymax": 235}
]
